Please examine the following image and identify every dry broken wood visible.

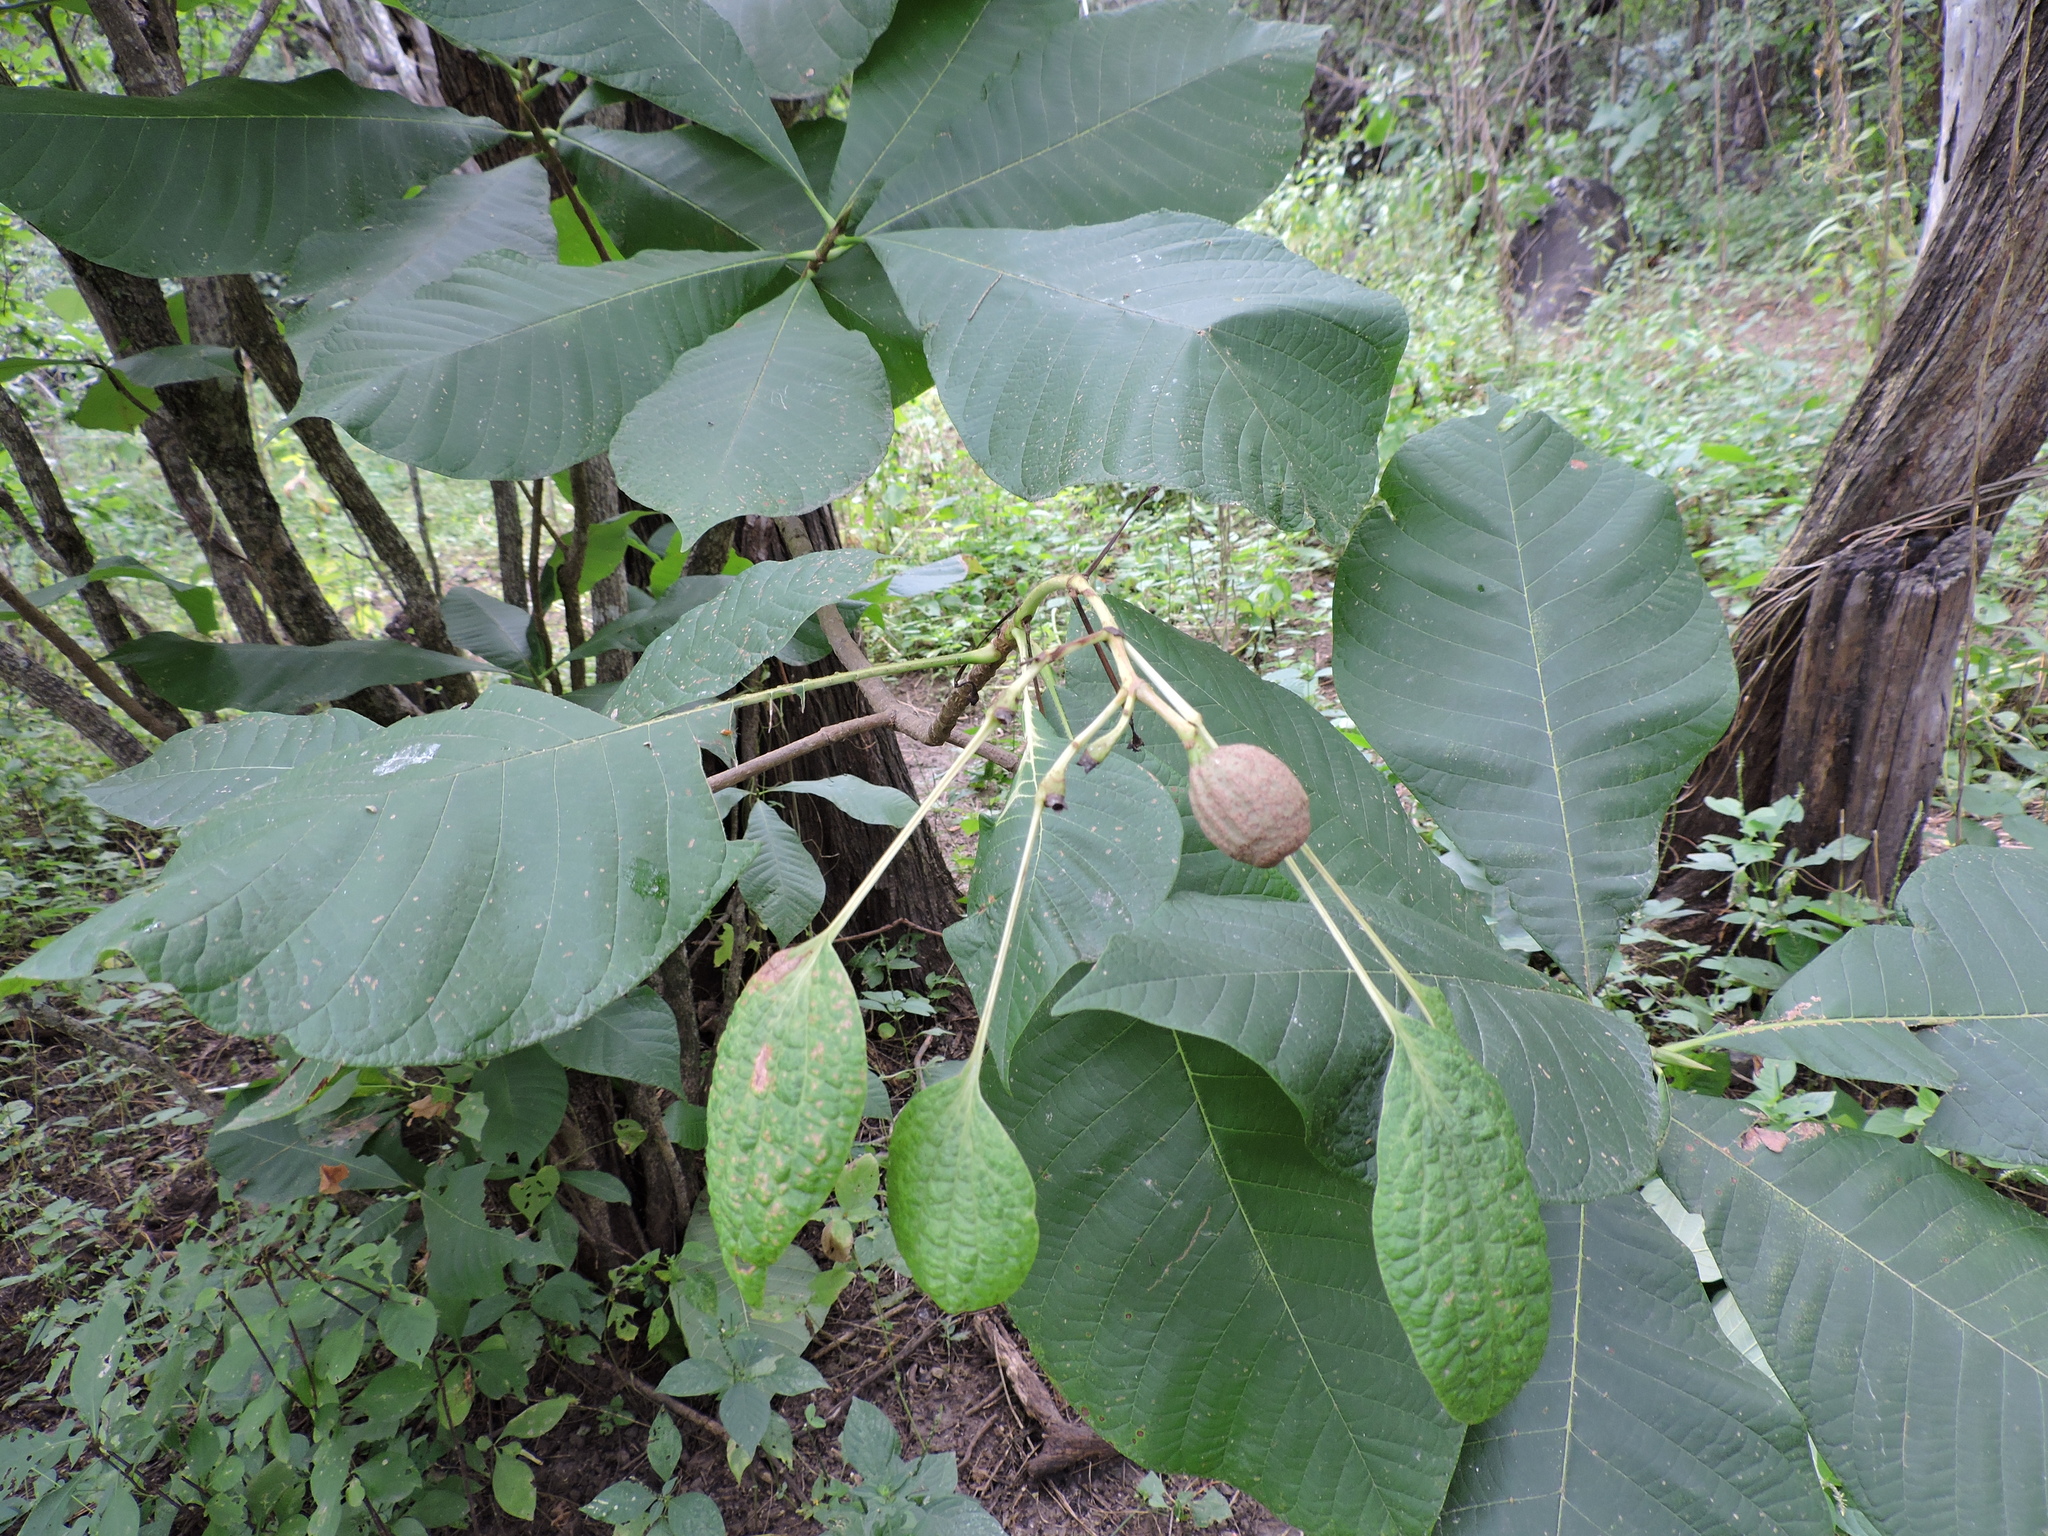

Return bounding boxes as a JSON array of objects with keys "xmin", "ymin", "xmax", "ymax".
[{"xmin": 974, "ymin": 1314, "xmax": 1120, "ymax": 1480}]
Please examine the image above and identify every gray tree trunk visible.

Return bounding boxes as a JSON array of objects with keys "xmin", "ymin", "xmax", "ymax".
[{"xmin": 1923, "ymin": 0, "xmax": 2022, "ymax": 248}]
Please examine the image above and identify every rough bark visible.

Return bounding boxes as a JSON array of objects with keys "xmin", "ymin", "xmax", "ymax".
[
  {"xmin": 1673, "ymin": 0, "xmax": 2048, "ymax": 896},
  {"xmin": 138, "ymin": 415, "xmax": 278, "ymax": 645},
  {"xmin": 194, "ymin": 274, "xmax": 477, "ymax": 704},
  {"xmin": 734, "ymin": 511, "xmax": 964, "ymax": 937},
  {"xmin": 491, "ymin": 482, "xmax": 529, "ymax": 609},
  {"xmin": 1924, "ymin": 0, "xmax": 2022, "ymax": 247},
  {"xmin": 0, "ymin": 632, "xmax": 149, "ymax": 767}
]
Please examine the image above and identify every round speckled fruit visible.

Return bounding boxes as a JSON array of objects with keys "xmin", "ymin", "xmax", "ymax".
[{"xmin": 1188, "ymin": 743, "xmax": 1311, "ymax": 868}]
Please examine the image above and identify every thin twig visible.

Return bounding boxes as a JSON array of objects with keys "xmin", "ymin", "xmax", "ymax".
[
  {"xmin": 831, "ymin": 1316, "xmax": 947, "ymax": 1411},
  {"xmin": 0, "ymin": 572, "xmax": 174, "ymax": 739},
  {"xmin": 20, "ymin": 1000, "xmax": 217, "ymax": 1118},
  {"xmin": 222, "ymin": 0, "xmax": 289, "ymax": 75},
  {"xmin": 602, "ymin": 1359, "xmax": 731, "ymax": 1442}
]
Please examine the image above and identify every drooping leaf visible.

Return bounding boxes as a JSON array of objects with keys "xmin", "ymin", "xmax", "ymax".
[
  {"xmin": 773, "ymin": 774, "xmax": 917, "ymax": 827},
  {"xmin": 565, "ymin": 575, "xmax": 730, "ymax": 662},
  {"xmin": 104, "ymin": 632, "xmax": 495, "ymax": 713},
  {"xmin": 6, "ymin": 690, "xmax": 744, "ymax": 1065},
  {"xmin": 829, "ymin": 0, "xmax": 1074, "ymax": 213},
  {"xmin": 441, "ymin": 585, "xmax": 539, "ymax": 674},
  {"xmin": 859, "ymin": 0, "xmax": 1319, "ymax": 234},
  {"xmin": 989, "ymin": 1011, "xmax": 1464, "ymax": 1536},
  {"xmin": 875, "ymin": 214, "xmax": 1407, "ymax": 544},
  {"xmin": 283, "ymin": 159, "xmax": 555, "ymax": 358},
  {"xmin": 943, "ymin": 723, "xmax": 1181, "ymax": 1078},
  {"xmin": 16, "ymin": 556, "xmax": 218, "ymax": 634},
  {"xmin": 706, "ymin": 0, "xmax": 898, "ymax": 97},
  {"xmin": 1332, "ymin": 403, "xmax": 1738, "ymax": 992},
  {"xmin": 1661, "ymin": 1098, "xmax": 2048, "ymax": 1536},
  {"xmin": 888, "ymin": 1068, "xmax": 1037, "ymax": 1312},
  {"xmin": 401, "ymin": 0, "xmax": 806, "ymax": 184},
  {"xmin": 83, "ymin": 710, "xmax": 377, "ymax": 829},
  {"xmin": 115, "ymin": 345, "xmax": 240, "ymax": 387},
  {"xmin": 206, "ymin": 1094, "xmax": 402, "ymax": 1204},
  {"xmin": 473, "ymin": 1046, "xmax": 570, "ymax": 1166},
  {"xmin": 811, "ymin": 244, "xmax": 932, "ymax": 404},
  {"xmin": 71, "ymin": 373, "xmax": 157, "ymax": 432},
  {"xmin": 1374, "ymin": 988, "xmax": 1550, "ymax": 1424},
  {"xmin": 608, "ymin": 549, "xmax": 877, "ymax": 724},
  {"xmin": 0, "ymin": 72, "xmax": 506, "ymax": 275},
  {"xmin": 1097, "ymin": 598, "xmax": 1492, "ymax": 937},
  {"xmin": 611, "ymin": 282, "xmax": 893, "ymax": 544},
  {"xmin": 1059, "ymin": 893, "xmax": 1661, "ymax": 1200},
  {"xmin": 541, "ymin": 987, "xmax": 686, "ymax": 1095},
  {"xmin": 706, "ymin": 943, "xmax": 867, "ymax": 1304},
  {"xmin": 295, "ymin": 248, "xmax": 787, "ymax": 480},
  {"xmin": 1696, "ymin": 847, "xmax": 2048, "ymax": 1165},
  {"xmin": 1437, "ymin": 1194, "xmax": 1831, "ymax": 1536},
  {"xmin": 559, "ymin": 126, "xmax": 818, "ymax": 256},
  {"xmin": 738, "ymin": 800, "xmax": 827, "ymax": 943}
]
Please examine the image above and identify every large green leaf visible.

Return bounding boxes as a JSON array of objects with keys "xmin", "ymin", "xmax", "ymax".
[
  {"xmin": 84, "ymin": 710, "xmax": 378, "ymax": 829},
  {"xmin": 1333, "ymin": 403, "xmax": 1738, "ymax": 993},
  {"xmin": 1437, "ymin": 1194, "xmax": 1831, "ymax": 1536},
  {"xmin": 1695, "ymin": 847, "xmax": 2048, "ymax": 1165},
  {"xmin": 539, "ymin": 986, "xmax": 685, "ymax": 1094},
  {"xmin": 1374, "ymin": 990, "xmax": 1550, "ymax": 1424},
  {"xmin": 283, "ymin": 159, "xmax": 555, "ymax": 358},
  {"xmin": 0, "ymin": 72, "xmax": 505, "ymax": 275},
  {"xmin": 829, "ymin": 0, "xmax": 1074, "ymax": 212},
  {"xmin": 1661, "ymin": 1098, "xmax": 2048, "ymax": 1536},
  {"xmin": 105, "ymin": 632, "xmax": 496, "ymax": 713},
  {"xmin": 943, "ymin": 723, "xmax": 1181, "ymax": 1078},
  {"xmin": 887, "ymin": 1070, "xmax": 1037, "ymax": 1312},
  {"xmin": 611, "ymin": 283, "xmax": 893, "ymax": 544},
  {"xmin": 559, "ymin": 127, "xmax": 819, "ymax": 255},
  {"xmin": 859, "ymin": 0, "xmax": 1319, "ymax": 234},
  {"xmin": 1061, "ymin": 893, "xmax": 1662, "ymax": 1201},
  {"xmin": 875, "ymin": 215, "xmax": 1407, "ymax": 543},
  {"xmin": 1099, "ymin": 599, "xmax": 1491, "ymax": 937},
  {"xmin": 706, "ymin": 0, "xmax": 897, "ymax": 96},
  {"xmin": 737, "ymin": 799, "xmax": 827, "ymax": 943},
  {"xmin": 401, "ymin": 0, "xmax": 805, "ymax": 184},
  {"xmin": 989, "ymin": 1012, "xmax": 1464, "ymax": 1536},
  {"xmin": 608, "ymin": 549, "xmax": 878, "ymax": 723},
  {"xmin": 295, "ymin": 248, "xmax": 787, "ymax": 479},
  {"xmin": 6, "ymin": 689, "xmax": 743, "ymax": 1065}
]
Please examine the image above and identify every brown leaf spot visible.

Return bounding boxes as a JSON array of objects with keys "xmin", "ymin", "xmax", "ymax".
[
  {"xmin": 409, "ymin": 1095, "xmax": 448, "ymax": 1120},
  {"xmin": 1739, "ymin": 1125, "xmax": 1790, "ymax": 1153},
  {"xmin": 752, "ymin": 1043, "xmax": 774, "ymax": 1093}
]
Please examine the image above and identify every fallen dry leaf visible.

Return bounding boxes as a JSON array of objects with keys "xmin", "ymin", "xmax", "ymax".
[{"xmin": 318, "ymin": 1163, "xmax": 351, "ymax": 1195}]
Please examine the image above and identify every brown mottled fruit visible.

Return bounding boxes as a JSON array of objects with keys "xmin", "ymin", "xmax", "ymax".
[{"xmin": 1188, "ymin": 743, "xmax": 1311, "ymax": 868}]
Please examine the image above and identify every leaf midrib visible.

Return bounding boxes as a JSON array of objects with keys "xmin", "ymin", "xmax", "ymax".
[
  {"xmin": 864, "ymin": 42, "xmax": 1262, "ymax": 234},
  {"xmin": 563, "ymin": 136, "xmax": 760, "ymax": 250},
  {"xmin": 1670, "ymin": 1103, "xmax": 2048, "ymax": 1378},
  {"xmin": 1173, "ymin": 1035, "xmax": 1398, "ymax": 1524}
]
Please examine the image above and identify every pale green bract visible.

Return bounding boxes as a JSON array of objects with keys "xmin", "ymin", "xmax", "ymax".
[{"xmin": 886, "ymin": 1070, "xmax": 1037, "ymax": 1313}]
